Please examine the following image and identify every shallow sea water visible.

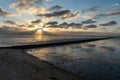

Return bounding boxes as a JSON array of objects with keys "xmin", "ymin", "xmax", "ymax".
[{"xmin": 27, "ymin": 38, "xmax": 120, "ymax": 80}]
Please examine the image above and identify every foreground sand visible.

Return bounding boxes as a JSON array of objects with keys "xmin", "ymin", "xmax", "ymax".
[{"xmin": 0, "ymin": 49, "xmax": 82, "ymax": 80}]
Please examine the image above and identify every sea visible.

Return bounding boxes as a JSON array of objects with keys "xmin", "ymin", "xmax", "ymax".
[{"xmin": 0, "ymin": 32, "xmax": 120, "ymax": 80}]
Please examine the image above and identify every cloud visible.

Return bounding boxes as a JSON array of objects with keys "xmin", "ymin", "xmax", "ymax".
[
  {"xmin": 37, "ymin": 10, "xmax": 70, "ymax": 17},
  {"xmin": 10, "ymin": 0, "xmax": 47, "ymax": 14},
  {"xmin": 100, "ymin": 21, "xmax": 117, "ymax": 26},
  {"xmin": 45, "ymin": 21, "xmax": 59, "ymax": 28},
  {"xmin": 10, "ymin": 0, "xmax": 35, "ymax": 11},
  {"xmin": 82, "ymin": 7, "xmax": 99, "ymax": 14},
  {"xmin": 81, "ymin": 15, "xmax": 93, "ymax": 19},
  {"xmin": 45, "ymin": 21, "xmax": 62, "ymax": 28},
  {"xmin": 45, "ymin": 21, "xmax": 82, "ymax": 28},
  {"xmin": 59, "ymin": 22, "xmax": 82, "ymax": 28},
  {"xmin": 94, "ymin": 10, "xmax": 120, "ymax": 19},
  {"xmin": 3, "ymin": 20, "xmax": 16, "ymax": 25},
  {"xmin": 105, "ymin": 3, "xmax": 120, "ymax": 11},
  {"xmin": 3, "ymin": 20, "xmax": 36, "ymax": 28},
  {"xmin": 45, "ymin": 22, "xmax": 59, "ymax": 28},
  {"xmin": 62, "ymin": 11, "xmax": 80, "ymax": 19},
  {"xmin": 93, "ymin": 28, "xmax": 108, "ymax": 32},
  {"xmin": 111, "ymin": 3, "xmax": 119, "ymax": 7},
  {"xmin": 82, "ymin": 19, "xmax": 97, "ymax": 24},
  {"xmin": 17, "ymin": 24, "xmax": 36, "ymax": 28},
  {"xmin": 10, "ymin": 0, "xmax": 80, "ymax": 21},
  {"xmin": 27, "ymin": 24, "xmax": 35, "ymax": 27},
  {"xmin": 37, "ymin": 10, "xmax": 80, "ymax": 19},
  {"xmin": 106, "ymin": 10, "xmax": 120, "ymax": 16},
  {"xmin": 83, "ymin": 25, "xmax": 97, "ymax": 29},
  {"xmin": 24, "ymin": 7, "xmax": 46, "ymax": 14},
  {"xmin": 17, "ymin": 24, "xmax": 26, "ymax": 27},
  {"xmin": 46, "ymin": 21, "xmax": 58, "ymax": 25},
  {"xmin": 31, "ymin": 19, "xmax": 42, "ymax": 24},
  {"xmin": 68, "ymin": 23, "xmax": 82, "ymax": 28},
  {"xmin": 59, "ymin": 22, "xmax": 68, "ymax": 28},
  {"xmin": 49, "ymin": 5, "xmax": 62, "ymax": 11},
  {"xmin": 0, "ymin": 25, "xmax": 20, "ymax": 31},
  {"xmin": 46, "ymin": 25, "xmax": 60, "ymax": 28},
  {"xmin": 10, "ymin": 0, "xmax": 44, "ymax": 10},
  {"xmin": 82, "ymin": 3, "xmax": 120, "ymax": 19},
  {"xmin": 0, "ymin": 26, "xmax": 36, "ymax": 35},
  {"xmin": 0, "ymin": 8, "xmax": 16, "ymax": 17}
]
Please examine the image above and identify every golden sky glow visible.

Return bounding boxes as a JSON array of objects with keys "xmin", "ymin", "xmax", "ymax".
[{"xmin": 0, "ymin": 0, "xmax": 120, "ymax": 34}]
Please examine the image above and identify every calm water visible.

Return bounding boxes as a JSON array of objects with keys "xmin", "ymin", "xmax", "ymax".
[
  {"xmin": 0, "ymin": 35, "xmax": 81, "ymax": 47},
  {"xmin": 27, "ymin": 38, "xmax": 120, "ymax": 80},
  {"xmin": 0, "ymin": 34, "xmax": 107, "ymax": 47}
]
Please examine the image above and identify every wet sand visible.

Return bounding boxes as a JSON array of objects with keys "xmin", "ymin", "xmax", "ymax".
[{"xmin": 0, "ymin": 49, "xmax": 81, "ymax": 80}]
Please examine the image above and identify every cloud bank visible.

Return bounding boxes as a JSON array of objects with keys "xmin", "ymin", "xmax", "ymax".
[
  {"xmin": 100, "ymin": 21, "xmax": 117, "ymax": 26},
  {"xmin": 37, "ymin": 10, "xmax": 80, "ymax": 19},
  {"xmin": 82, "ymin": 7, "xmax": 99, "ymax": 14},
  {"xmin": 94, "ymin": 10, "xmax": 120, "ymax": 19},
  {"xmin": 0, "ymin": 8, "xmax": 16, "ymax": 17}
]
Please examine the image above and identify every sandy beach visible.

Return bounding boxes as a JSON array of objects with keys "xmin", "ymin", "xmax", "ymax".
[{"xmin": 0, "ymin": 49, "xmax": 81, "ymax": 80}]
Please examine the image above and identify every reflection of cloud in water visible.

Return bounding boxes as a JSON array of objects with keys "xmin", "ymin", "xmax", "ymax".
[
  {"xmin": 85, "ymin": 39, "xmax": 107, "ymax": 46},
  {"xmin": 83, "ymin": 43, "xmax": 96, "ymax": 47},
  {"xmin": 110, "ymin": 39, "xmax": 120, "ymax": 47},
  {"xmin": 100, "ymin": 46, "xmax": 116, "ymax": 52}
]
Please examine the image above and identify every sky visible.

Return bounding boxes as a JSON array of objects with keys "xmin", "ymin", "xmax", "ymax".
[{"xmin": 0, "ymin": 0, "xmax": 120, "ymax": 33}]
